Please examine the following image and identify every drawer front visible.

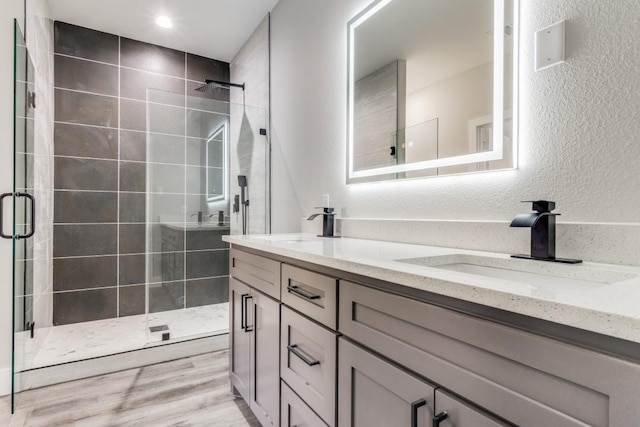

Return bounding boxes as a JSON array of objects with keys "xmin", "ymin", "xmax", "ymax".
[
  {"xmin": 230, "ymin": 248, "xmax": 281, "ymax": 300},
  {"xmin": 281, "ymin": 264, "xmax": 337, "ymax": 329},
  {"xmin": 281, "ymin": 306, "xmax": 337, "ymax": 426},
  {"xmin": 339, "ymin": 281, "xmax": 640, "ymax": 427},
  {"xmin": 434, "ymin": 389, "xmax": 508, "ymax": 427},
  {"xmin": 281, "ymin": 381, "xmax": 328, "ymax": 427}
]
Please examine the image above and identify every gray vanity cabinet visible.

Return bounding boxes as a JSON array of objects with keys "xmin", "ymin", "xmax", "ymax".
[
  {"xmin": 229, "ymin": 276, "xmax": 280, "ymax": 427},
  {"xmin": 338, "ymin": 338, "xmax": 435, "ymax": 427},
  {"xmin": 339, "ymin": 280, "xmax": 640, "ymax": 427},
  {"xmin": 228, "ymin": 246, "xmax": 640, "ymax": 427}
]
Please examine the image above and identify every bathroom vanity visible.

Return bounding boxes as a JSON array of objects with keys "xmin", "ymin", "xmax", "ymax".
[{"xmin": 224, "ymin": 234, "xmax": 640, "ymax": 427}]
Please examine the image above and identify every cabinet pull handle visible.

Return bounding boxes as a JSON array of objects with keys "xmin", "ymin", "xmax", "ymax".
[
  {"xmin": 287, "ymin": 344, "xmax": 320, "ymax": 366},
  {"xmin": 240, "ymin": 294, "xmax": 248, "ymax": 330},
  {"xmin": 433, "ymin": 411, "xmax": 448, "ymax": 427},
  {"xmin": 287, "ymin": 284, "xmax": 321, "ymax": 300},
  {"xmin": 243, "ymin": 294, "xmax": 253, "ymax": 332},
  {"xmin": 411, "ymin": 399, "xmax": 427, "ymax": 427}
]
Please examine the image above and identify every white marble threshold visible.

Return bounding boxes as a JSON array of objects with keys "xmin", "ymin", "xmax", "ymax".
[{"xmin": 14, "ymin": 303, "xmax": 229, "ymax": 372}]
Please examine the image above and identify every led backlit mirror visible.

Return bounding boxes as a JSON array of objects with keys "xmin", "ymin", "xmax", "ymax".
[{"xmin": 347, "ymin": 0, "xmax": 518, "ymax": 183}]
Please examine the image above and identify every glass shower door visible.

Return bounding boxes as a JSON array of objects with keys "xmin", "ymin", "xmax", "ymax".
[{"xmin": 8, "ymin": 19, "xmax": 36, "ymax": 413}]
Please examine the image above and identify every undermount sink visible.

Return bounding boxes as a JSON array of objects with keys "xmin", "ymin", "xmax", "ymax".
[
  {"xmin": 263, "ymin": 234, "xmax": 322, "ymax": 243},
  {"xmin": 395, "ymin": 254, "xmax": 637, "ymax": 291}
]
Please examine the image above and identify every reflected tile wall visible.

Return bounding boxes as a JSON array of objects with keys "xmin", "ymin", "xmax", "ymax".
[
  {"xmin": 53, "ymin": 21, "xmax": 231, "ymax": 326},
  {"xmin": 28, "ymin": 8, "xmax": 56, "ymax": 328}
]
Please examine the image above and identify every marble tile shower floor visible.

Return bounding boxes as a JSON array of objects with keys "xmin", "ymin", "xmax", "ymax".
[{"xmin": 14, "ymin": 303, "xmax": 229, "ymax": 370}]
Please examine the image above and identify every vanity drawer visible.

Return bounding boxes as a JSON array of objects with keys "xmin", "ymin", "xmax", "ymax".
[
  {"xmin": 281, "ymin": 381, "xmax": 328, "ymax": 427},
  {"xmin": 230, "ymin": 248, "xmax": 281, "ymax": 300},
  {"xmin": 281, "ymin": 264, "xmax": 337, "ymax": 329},
  {"xmin": 281, "ymin": 306, "xmax": 337, "ymax": 426},
  {"xmin": 339, "ymin": 281, "xmax": 640, "ymax": 427}
]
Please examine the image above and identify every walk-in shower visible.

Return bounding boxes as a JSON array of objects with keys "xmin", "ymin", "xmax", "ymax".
[{"xmin": 7, "ymin": 18, "xmax": 271, "ymax": 411}]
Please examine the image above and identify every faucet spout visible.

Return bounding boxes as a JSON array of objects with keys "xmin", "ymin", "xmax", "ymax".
[
  {"xmin": 307, "ymin": 207, "xmax": 338, "ymax": 238},
  {"xmin": 510, "ymin": 200, "xmax": 581, "ymax": 264}
]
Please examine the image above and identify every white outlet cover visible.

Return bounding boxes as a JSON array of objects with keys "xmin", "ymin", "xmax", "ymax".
[{"xmin": 535, "ymin": 20, "xmax": 565, "ymax": 71}]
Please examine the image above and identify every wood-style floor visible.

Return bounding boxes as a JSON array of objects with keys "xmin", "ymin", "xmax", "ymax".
[{"xmin": 0, "ymin": 350, "xmax": 259, "ymax": 427}]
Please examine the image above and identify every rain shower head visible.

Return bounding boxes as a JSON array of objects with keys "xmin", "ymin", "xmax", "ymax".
[{"xmin": 195, "ymin": 79, "xmax": 245, "ymax": 92}]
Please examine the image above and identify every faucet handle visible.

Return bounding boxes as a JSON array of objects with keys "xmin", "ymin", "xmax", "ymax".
[
  {"xmin": 521, "ymin": 200, "xmax": 555, "ymax": 213},
  {"xmin": 313, "ymin": 207, "xmax": 334, "ymax": 213}
]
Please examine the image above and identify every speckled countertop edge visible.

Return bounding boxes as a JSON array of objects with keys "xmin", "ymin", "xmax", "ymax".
[{"xmin": 223, "ymin": 233, "xmax": 640, "ymax": 343}]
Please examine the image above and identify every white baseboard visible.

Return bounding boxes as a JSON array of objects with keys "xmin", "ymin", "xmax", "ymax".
[{"xmin": 0, "ymin": 367, "xmax": 10, "ymax": 397}]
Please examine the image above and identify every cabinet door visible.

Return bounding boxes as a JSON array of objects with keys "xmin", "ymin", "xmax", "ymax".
[
  {"xmin": 251, "ymin": 290, "xmax": 281, "ymax": 427},
  {"xmin": 338, "ymin": 339, "xmax": 434, "ymax": 427},
  {"xmin": 229, "ymin": 278, "xmax": 251, "ymax": 401},
  {"xmin": 433, "ymin": 390, "xmax": 509, "ymax": 427}
]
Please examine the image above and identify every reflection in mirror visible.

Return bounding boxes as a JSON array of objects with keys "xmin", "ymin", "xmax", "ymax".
[
  {"xmin": 207, "ymin": 123, "xmax": 228, "ymax": 202},
  {"xmin": 347, "ymin": 0, "xmax": 517, "ymax": 182}
]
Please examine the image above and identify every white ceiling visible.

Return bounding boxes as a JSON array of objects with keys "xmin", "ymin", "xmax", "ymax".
[
  {"xmin": 48, "ymin": 0, "xmax": 280, "ymax": 62},
  {"xmin": 354, "ymin": 0, "xmax": 496, "ymax": 93}
]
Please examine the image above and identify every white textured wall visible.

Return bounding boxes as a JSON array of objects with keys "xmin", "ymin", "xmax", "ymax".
[
  {"xmin": 0, "ymin": 0, "xmax": 26, "ymax": 398},
  {"xmin": 271, "ymin": 0, "xmax": 640, "ymax": 235}
]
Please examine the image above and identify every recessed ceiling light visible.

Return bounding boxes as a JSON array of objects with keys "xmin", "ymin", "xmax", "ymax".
[{"xmin": 156, "ymin": 16, "xmax": 173, "ymax": 29}]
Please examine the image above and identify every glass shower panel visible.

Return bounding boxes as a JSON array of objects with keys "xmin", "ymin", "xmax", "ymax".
[
  {"xmin": 145, "ymin": 88, "xmax": 267, "ymax": 344},
  {"xmin": 229, "ymin": 102, "xmax": 269, "ymax": 236}
]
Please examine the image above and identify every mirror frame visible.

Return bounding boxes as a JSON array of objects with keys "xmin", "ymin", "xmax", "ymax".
[{"xmin": 346, "ymin": 0, "xmax": 518, "ymax": 183}]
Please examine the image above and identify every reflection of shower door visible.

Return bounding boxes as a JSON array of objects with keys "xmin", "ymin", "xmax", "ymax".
[
  {"xmin": 8, "ymin": 19, "xmax": 37, "ymax": 413},
  {"xmin": 144, "ymin": 89, "xmax": 269, "ymax": 343}
]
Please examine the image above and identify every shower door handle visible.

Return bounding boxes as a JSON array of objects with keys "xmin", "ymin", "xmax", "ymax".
[
  {"xmin": 0, "ymin": 193, "xmax": 12, "ymax": 239},
  {"xmin": 16, "ymin": 192, "xmax": 35, "ymax": 239}
]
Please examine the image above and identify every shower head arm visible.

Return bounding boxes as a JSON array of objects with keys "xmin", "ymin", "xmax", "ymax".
[{"xmin": 204, "ymin": 79, "xmax": 245, "ymax": 90}]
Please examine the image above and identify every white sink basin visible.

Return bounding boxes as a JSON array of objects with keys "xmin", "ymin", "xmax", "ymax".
[{"xmin": 395, "ymin": 254, "xmax": 636, "ymax": 291}]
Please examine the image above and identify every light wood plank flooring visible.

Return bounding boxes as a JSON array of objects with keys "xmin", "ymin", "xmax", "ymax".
[{"xmin": 0, "ymin": 350, "xmax": 259, "ymax": 427}]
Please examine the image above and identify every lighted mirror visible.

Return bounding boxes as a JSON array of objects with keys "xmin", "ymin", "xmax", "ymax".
[
  {"xmin": 347, "ymin": 0, "xmax": 518, "ymax": 183},
  {"xmin": 206, "ymin": 123, "xmax": 228, "ymax": 202}
]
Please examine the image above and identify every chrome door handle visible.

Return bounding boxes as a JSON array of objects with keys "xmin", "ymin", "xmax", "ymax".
[{"xmin": 16, "ymin": 192, "xmax": 35, "ymax": 239}]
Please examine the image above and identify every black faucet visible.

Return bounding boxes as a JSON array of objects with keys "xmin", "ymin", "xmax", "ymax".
[
  {"xmin": 510, "ymin": 200, "xmax": 581, "ymax": 264},
  {"xmin": 191, "ymin": 211, "xmax": 203, "ymax": 224},
  {"xmin": 307, "ymin": 207, "xmax": 339, "ymax": 238}
]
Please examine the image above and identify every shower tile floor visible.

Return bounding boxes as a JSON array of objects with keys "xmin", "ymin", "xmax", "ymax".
[{"xmin": 14, "ymin": 303, "xmax": 229, "ymax": 370}]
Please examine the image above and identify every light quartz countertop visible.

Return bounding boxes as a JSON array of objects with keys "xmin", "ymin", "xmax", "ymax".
[{"xmin": 223, "ymin": 233, "xmax": 640, "ymax": 344}]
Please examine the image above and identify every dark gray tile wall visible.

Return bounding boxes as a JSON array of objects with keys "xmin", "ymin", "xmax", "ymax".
[{"xmin": 53, "ymin": 21, "xmax": 231, "ymax": 326}]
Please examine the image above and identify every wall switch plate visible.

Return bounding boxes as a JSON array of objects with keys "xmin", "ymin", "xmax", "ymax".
[{"xmin": 535, "ymin": 20, "xmax": 565, "ymax": 71}]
